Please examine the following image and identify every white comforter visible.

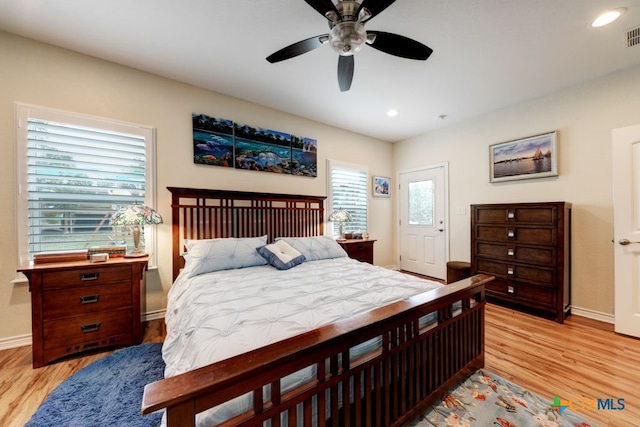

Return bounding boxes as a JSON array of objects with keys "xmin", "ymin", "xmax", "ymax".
[{"xmin": 162, "ymin": 257, "xmax": 443, "ymax": 425}]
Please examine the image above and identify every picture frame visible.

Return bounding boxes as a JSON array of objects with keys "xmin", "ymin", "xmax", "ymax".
[
  {"xmin": 489, "ymin": 131, "xmax": 558, "ymax": 183},
  {"xmin": 373, "ymin": 176, "xmax": 391, "ymax": 197}
]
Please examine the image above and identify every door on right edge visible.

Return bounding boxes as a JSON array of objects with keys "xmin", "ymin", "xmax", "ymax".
[{"xmin": 613, "ymin": 124, "xmax": 640, "ymax": 338}]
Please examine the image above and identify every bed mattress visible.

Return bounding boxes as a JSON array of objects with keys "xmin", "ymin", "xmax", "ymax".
[{"xmin": 162, "ymin": 257, "xmax": 444, "ymax": 424}]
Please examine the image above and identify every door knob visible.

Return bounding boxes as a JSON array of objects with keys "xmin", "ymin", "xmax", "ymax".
[{"xmin": 619, "ymin": 238, "xmax": 640, "ymax": 246}]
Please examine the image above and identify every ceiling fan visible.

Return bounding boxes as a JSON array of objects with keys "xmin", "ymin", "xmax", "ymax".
[{"xmin": 266, "ymin": 0, "xmax": 433, "ymax": 92}]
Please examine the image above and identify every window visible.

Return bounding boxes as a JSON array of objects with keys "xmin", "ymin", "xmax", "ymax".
[
  {"xmin": 16, "ymin": 104, "xmax": 156, "ymax": 266},
  {"xmin": 327, "ymin": 160, "xmax": 368, "ymax": 237}
]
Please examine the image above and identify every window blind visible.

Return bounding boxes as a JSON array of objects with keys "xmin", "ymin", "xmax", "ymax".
[
  {"xmin": 329, "ymin": 164, "xmax": 368, "ymax": 235},
  {"xmin": 25, "ymin": 117, "xmax": 147, "ymax": 256}
]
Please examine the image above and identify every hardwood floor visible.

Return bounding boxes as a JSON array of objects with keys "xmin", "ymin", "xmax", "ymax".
[{"xmin": 1, "ymin": 305, "xmax": 639, "ymax": 426}]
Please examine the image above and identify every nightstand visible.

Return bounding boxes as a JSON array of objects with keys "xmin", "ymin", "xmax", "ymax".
[
  {"xmin": 19, "ymin": 256, "xmax": 148, "ymax": 368},
  {"xmin": 337, "ymin": 239, "xmax": 376, "ymax": 264}
]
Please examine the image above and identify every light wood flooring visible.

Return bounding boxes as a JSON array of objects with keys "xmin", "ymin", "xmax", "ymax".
[{"xmin": 1, "ymin": 305, "xmax": 639, "ymax": 427}]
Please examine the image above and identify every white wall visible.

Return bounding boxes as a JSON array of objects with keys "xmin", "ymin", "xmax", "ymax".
[
  {"xmin": 0, "ymin": 31, "xmax": 394, "ymax": 344},
  {"xmin": 394, "ymin": 65, "xmax": 640, "ymax": 317}
]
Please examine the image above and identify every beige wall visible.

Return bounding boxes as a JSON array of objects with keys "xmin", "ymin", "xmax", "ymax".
[
  {"xmin": 394, "ymin": 65, "xmax": 640, "ymax": 317},
  {"xmin": 0, "ymin": 32, "xmax": 395, "ymax": 344}
]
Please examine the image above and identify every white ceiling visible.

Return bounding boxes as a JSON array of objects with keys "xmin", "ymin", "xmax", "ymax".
[{"xmin": 1, "ymin": 1, "xmax": 639, "ymax": 142}]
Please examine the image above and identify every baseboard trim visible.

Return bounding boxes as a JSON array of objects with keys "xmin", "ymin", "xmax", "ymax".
[
  {"xmin": 571, "ymin": 306, "xmax": 614, "ymax": 324},
  {"xmin": 0, "ymin": 333, "xmax": 32, "ymax": 351},
  {"xmin": 0, "ymin": 310, "xmax": 167, "ymax": 351}
]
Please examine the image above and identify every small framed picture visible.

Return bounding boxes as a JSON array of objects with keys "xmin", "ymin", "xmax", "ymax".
[
  {"xmin": 373, "ymin": 176, "xmax": 391, "ymax": 197},
  {"xmin": 489, "ymin": 131, "xmax": 558, "ymax": 182}
]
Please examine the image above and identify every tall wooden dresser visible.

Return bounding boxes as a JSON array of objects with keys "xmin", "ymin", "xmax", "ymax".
[{"xmin": 470, "ymin": 202, "xmax": 571, "ymax": 323}]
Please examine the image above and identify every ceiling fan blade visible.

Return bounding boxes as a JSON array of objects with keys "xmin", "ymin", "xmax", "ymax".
[
  {"xmin": 337, "ymin": 55, "xmax": 354, "ymax": 92},
  {"xmin": 357, "ymin": 0, "xmax": 396, "ymax": 22},
  {"xmin": 266, "ymin": 35, "xmax": 329, "ymax": 63},
  {"xmin": 367, "ymin": 31, "xmax": 433, "ymax": 60},
  {"xmin": 304, "ymin": 0, "xmax": 341, "ymax": 21}
]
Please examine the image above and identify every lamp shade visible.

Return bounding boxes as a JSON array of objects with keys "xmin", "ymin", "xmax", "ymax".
[
  {"xmin": 328, "ymin": 208, "xmax": 352, "ymax": 223},
  {"xmin": 111, "ymin": 203, "xmax": 163, "ymax": 226}
]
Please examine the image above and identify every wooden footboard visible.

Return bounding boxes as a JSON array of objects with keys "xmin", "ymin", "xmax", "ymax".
[{"xmin": 142, "ymin": 274, "xmax": 491, "ymax": 427}]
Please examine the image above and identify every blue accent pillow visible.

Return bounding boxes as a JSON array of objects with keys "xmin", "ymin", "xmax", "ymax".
[
  {"xmin": 256, "ymin": 240, "xmax": 306, "ymax": 270},
  {"xmin": 183, "ymin": 236, "xmax": 268, "ymax": 277},
  {"xmin": 275, "ymin": 236, "xmax": 347, "ymax": 261}
]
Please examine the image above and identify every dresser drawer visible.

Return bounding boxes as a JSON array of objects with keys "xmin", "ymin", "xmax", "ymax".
[
  {"xmin": 42, "ymin": 265, "xmax": 131, "ymax": 289},
  {"xmin": 476, "ymin": 225, "xmax": 556, "ymax": 245},
  {"xmin": 474, "ymin": 205, "xmax": 558, "ymax": 224},
  {"xmin": 43, "ymin": 308, "xmax": 133, "ymax": 350},
  {"xmin": 486, "ymin": 278, "xmax": 555, "ymax": 308},
  {"xmin": 43, "ymin": 282, "xmax": 132, "ymax": 319},
  {"xmin": 476, "ymin": 242, "xmax": 555, "ymax": 265},
  {"xmin": 475, "ymin": 259, "xmax": 555, "ymax": 287}
]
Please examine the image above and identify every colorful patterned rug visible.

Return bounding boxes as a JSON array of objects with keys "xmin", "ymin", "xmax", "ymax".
[{"xmin": 410, "ymin": 370, "xmax": 598, "ymax": 427}]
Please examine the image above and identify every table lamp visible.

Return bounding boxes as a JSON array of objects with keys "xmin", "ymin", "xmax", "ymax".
[
  {"xmin": 328, "ymin": 208, "xmax": 352, "ymax": 240},
  {"xmin": 111, "ymin": 203, "xmax": 163, "ymax": 257}
]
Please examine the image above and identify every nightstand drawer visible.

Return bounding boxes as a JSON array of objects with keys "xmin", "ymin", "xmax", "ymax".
[
  {"xmin": 42, "ymin": 265, "xmax": 131, "ymax": 289},
  {"xmin": 43, "ymin": 282, "xmax": 132, "ymax": 319},
  {"xmin": 43, "ymin": 308, "xmax": 133, "ymax": 350},
  {"xmin": 339, "ymin": 239, "xmax": 375, "ymax": 264}
]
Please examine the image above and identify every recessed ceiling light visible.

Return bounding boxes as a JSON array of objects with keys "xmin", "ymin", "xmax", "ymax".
[
  {"xmin": 387, "ymin": 109, "xmax": 399, "ymax": 117},
  {"xmin": 592, "ymin": 8, "xmax": 626, "ymax": 28}
]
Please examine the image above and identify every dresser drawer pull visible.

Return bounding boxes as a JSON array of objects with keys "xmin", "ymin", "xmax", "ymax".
[
  {"xmin": 80, "ymin": 323, "xmax": 101, "ymax": 333},
  {"xmin": 507, "ymin": 211, "xmax": 515, "ymax": 219},
  {"xmin": 80, "ymin": 272, "xmax": 100, "ymax": 281},
  {"xmin": 507, "ymin": 230, "xmax": 515, "ymax": 238},
  {"xmin": 507, "ymin": 285, "xmax": 515, "ymax": 294},
  {"xmin": 507, "ymin": 248, "xmax": 515, "ymax": 256},
  {"xmin": 507, "ymin": 267, "xmax": 514, "ymax": 275},
  {"xmin": 80, "ymin": 295, "xmax": 100, "ymax": 304}
]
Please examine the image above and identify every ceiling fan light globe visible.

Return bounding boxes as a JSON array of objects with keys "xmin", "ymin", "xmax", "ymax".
[{"xmin": 329, "ymin": 22, "xmax": 367, "ymax": 56}]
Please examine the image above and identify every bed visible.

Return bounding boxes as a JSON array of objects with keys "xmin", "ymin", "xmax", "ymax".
[{"xmin": 142, "ymin": 187, "xmax": 492, "ymax": 426}]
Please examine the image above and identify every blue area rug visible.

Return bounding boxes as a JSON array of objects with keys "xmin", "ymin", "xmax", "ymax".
[{"xmin": 26, "ymin": 343, "xmax": 164, "ymax": 427}]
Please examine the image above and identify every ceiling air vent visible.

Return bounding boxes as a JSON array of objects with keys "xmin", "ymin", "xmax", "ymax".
[{"xmin": 626, "ymin": 26, "xmax": 640, "ymax": 48}]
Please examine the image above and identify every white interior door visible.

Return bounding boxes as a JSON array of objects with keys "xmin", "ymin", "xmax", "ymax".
[
  {"xmin": 613, "ymin": 124, "xmax": 640, "ymax": 338},
  {"xmin": 398, "ymin": 164, "xmax": 448, "ymax": 279}
]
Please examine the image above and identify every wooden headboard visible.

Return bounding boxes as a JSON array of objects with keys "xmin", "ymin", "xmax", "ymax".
[{"xmin": 167, "ymin": 187, "xmax": 326, "ymax": 280}]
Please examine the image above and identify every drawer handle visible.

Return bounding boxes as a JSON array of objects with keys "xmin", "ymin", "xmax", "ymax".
[
  {"xmin": 507, "ymin": 267, "xmax": 514, "ymax": 275},
  {"xmin": 507, "ymin": 230, "xmax": 515, "ymax": 238},
  {"xmin": 507, "ymin": 248, "xmax": 515, "ymax": 256},
  {"xmin": 81, "ymin": 323, "xmax": 101, "ymax": 333},
  {"xmin": 507, "ymin": 211, "xmax": 515, "ymax": 219},
  {"xmin": 80, "ymin": 272, "xmax": 100, "ymax": 281},
  {"xmin": 80, "ymin": 295, "xmax": 100, "ymax": 304},
  {"xmin": 507, "ymin": 285, "xmax": 515, "ymax": 294}
]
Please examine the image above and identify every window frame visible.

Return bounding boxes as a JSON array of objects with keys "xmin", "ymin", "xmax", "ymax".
[
  {"xmin": 15, "ymin": 103, "xmax": 158, "ymax": 268},
  {"xmin": 326, "ymin": 159, "xmax": 369, "ymax": 239}
]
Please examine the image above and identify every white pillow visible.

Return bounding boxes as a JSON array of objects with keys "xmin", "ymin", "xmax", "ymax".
[
  {"xmin": 256, "ymin": 240, "xmax": 306, "ymax": 270},
  {"xmin": 275, "ymin": 236, "xmax": 347, "ymax": 261},
  {"xmin": 183, "ymin": 236, "xmax": 268, "ymax": 277}
]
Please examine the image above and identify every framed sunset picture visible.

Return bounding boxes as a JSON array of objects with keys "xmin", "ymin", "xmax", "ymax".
[{"xmin": 490, "ymin": 131, "xmax": 558, "ymax": 182}]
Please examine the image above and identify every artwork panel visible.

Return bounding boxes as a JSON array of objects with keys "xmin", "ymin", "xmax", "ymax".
[
  {"xmin": 291, "ymin": 136, "xmax": 318, "ymax": 177},
  {"xmin": 234, "ymin": 122, "xmax": 292, "ymax": 174},
  {"xmin": 192, "ymin": 113, "xmax": 234, "ymax": 167}
]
